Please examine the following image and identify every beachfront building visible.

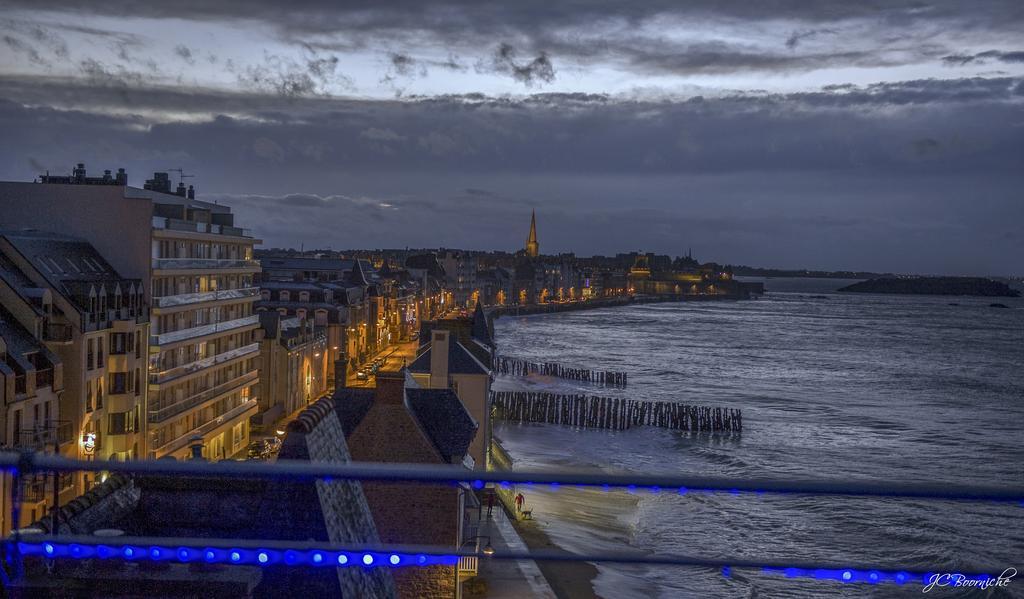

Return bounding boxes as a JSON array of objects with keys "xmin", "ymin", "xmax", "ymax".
[
  {"xmin": 0, "ymin": 231, "xmax": 149, "ymax": 498},
  {"xmin": 0, "ymin": 164, "xmax": 262, "ymax": 460},
  {"xmin": 407, "ymin": 309, "xmax": 493, "ymax": 470},
  {"xmin": 253, "ymin": 312, "xmax": 329, "ymax": 433}
]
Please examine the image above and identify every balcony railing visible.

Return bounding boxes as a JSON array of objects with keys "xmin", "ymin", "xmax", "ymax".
[
  {"xmin": 42, "ymin": 323, "xmax": 73, "ymax": 342},
  {"xmin": 153, "ymin": 287, "xmax": 260, "ymax": 309},
  {"xmin": 457, "ymin": 555, "xmax": 479, "ymax": 577},
  {"xmin": 150, "ymin": 314, "xmax": 259, "ymax": 346},
  {"xmin": 152, "ymin": 398, "xmax": 259, "ymax": 456},
  {"xmin": 152, "ymin": 216, "xmax": 253, "ymax": 238},
  {"xmin": 151, "ymin": 258, "xmax": 260, "ymax": 271},
  {"xmin": 149, "ymin": 342, "xmax": 259, "ymax": 385},
  {"xmin": 148, "ymin": 369, "xmax": 258, "ymax": 424}
]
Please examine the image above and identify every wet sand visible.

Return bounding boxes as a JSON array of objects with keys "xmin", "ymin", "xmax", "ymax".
[{"xmin": 511, "ymin": 516, "xmax": 602, "ymax": 599}]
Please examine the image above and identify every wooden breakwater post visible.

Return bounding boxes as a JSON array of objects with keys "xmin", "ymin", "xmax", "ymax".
[
  {"xmin": 492, "ymin": 355, "xmax": 628, "ymax": 388},
  {"xmin": 490, "ymin": 391, "xmax": 741, "ymax": 433}
]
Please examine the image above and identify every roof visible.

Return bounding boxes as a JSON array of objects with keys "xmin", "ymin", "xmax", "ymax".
[
  {"xmin": 407, "ymin": 340, "xmax": 489, "ymax": 376},
  {"xmin": 405, "ymin": 388, "xmax": 478, "ymax": 462},
  {"xmin": 0, "ymin": 229, "xmax": 142, "ymax": 313},
  {"xmin": 332, "ymin": 387, "xmax": 376, "ymax": 436},
  {"xmin": 404, "ymin": 254, "xmax": 446, "ymax": 278},
  {"xmin": 471, "ymin": 302, "xmax": 493, "ymax": 347}
]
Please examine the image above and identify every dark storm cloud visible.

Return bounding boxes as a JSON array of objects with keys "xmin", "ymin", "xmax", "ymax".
[
  {"xmin": 479, "ymin": 44, "xmax": 555, "ymax": 86},
  {"xmin": 785, "ymin": 28, "xmax": 838, "ymax": 50},
  {"xmin": 8, "ymin": 1, "xmax": 1024, "ymax": 78},
  {"xmin": 942, "ymin": 50, "xmax": 1024, "ymax": 66},
  {"xmin": 235, "ymin": 47, "xmax": 351, "ymax": 98},
  {"xmin": 3, "ymin": 35, "xmax": 49, "ymax": 66},
  {"xmin": 174, "ymin": 45, "xmax": 196, "ymax": 65}
]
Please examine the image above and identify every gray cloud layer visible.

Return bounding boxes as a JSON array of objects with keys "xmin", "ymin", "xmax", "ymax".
[{"xmin": 0, "ymin": 73, "xmax": 1021, "ymax": 273}]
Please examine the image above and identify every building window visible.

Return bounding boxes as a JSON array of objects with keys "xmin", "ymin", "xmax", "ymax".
[
  {"xmin": 110, "ymin": 333, "xmax": 127, "ymax": 355},
  {"xmin": 109, "ymin": 372, "xmax": 127, "ymax": 394},
  {"xmin": 279, "ymin": 290, "xmax": 290, "ymax": 301},
  {"xmin": 97, "ymin": 337, "xmax": 105, "ymax": 368},
  {"xmin": 299, "ymin": 291, "xmax": 310, "ymax": 302},
  {"xmin": 86, "ymin": 381, "xmax": 93, "ymax": 412},
  {"xmin": 108, "ymin": 411, "xmax": 133, "ymax": 435},
  {"xmin": 135, "ymin": 331, "xmax": 141, "ymax": 359},
  {"xmin": 134, "ymin": 368, "xmax": 141, "ymax": 396},
  {"xmin": 87, "ymin": 338, "xmax": 95, "ymax": 370}
]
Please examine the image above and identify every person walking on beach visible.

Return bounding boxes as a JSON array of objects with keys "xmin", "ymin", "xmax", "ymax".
[{"xmin": 514, "ymin": 492, "xmax": 525, "ymax": 514}]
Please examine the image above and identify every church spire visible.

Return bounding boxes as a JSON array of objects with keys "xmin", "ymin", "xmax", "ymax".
[{"xmin": 525, "ymin": 210, "xmax": 539, "ymax": 257}]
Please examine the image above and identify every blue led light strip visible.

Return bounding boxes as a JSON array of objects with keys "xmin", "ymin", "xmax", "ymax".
[
  {"xmin": 1, "ymin": 451, "xmax": 1021, "ymax": 503},
  {"xmin": 5, "ymin": 536, "xmax": 1006, "ymax": 587}
]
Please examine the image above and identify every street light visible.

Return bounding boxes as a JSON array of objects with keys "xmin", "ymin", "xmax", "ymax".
[{"xmin": 461, "ymin": 535, "xmax": 494, "ymax": 556}]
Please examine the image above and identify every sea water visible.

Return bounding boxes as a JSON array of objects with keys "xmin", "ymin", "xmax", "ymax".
[{"xmin": 493, "ymin": 278, "xmax": 1024, "ymax": 598}]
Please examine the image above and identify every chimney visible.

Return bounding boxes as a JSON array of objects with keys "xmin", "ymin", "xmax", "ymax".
[
  {"xmin": 374, "ymin": 370, "xmax": 406, "ymax": 404},
  {"xmin": 429, "ymin": 329, "xmax": 450, "ymax": 388},
  {"xmin": 176, "ymin": 182, "xmax": 187, "ymax": 197},
  {"xmin": 116, "ymin": 168, "xmax": 127, "ymax": 185},
  {"xmin": 187, "ymin": 184, "xmax": 195, "ymax": 199},
  {"xmin": 73, "ymin": 163, "xmax": 86, "ymax": 183}
]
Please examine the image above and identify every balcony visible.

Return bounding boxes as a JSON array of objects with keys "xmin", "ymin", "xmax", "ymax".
[
  {"xmin": 152, "ymin": 215, "xmax": 253, "ymax": 238},
  {"xmin": 154, "ymin": 287, "xmax": 260, "ymax": 309},
  {"xmin": 42, "ymin": 322, "xmax": 73, "ymax": 343},
  {"xmin": 152, "ymin": 258, "xmax": 260, "ymax": 272},
  {"xmin": 35, "ymin": 368, "xmax": 54, "ymax": 389},
  {"xmin": 149, "ymin": 342, "xmax": 260, "ymax": 385},
  {"xmin": 150, "ymin": 314, "xmax": 259, "ymax": 346},
  {"xmin": 148, "ymin": 369, "xmax": 258, "ymax": 424},
  {"xmin": 152, "ymin": 397, "xmax": 259, "ymax": 456}
]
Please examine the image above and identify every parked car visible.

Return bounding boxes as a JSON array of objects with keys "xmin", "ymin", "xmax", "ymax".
[{"xmin": 247, "ymin": 441, "xmax": 268, "ymax": 460}]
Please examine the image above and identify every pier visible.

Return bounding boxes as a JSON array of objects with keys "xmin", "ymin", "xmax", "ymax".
[
  {"xmin": 491, "ymin": 391, "xmax": 742, "ymax": 432},
  {"xmin": 493, "ymin": 355, "xmax": 627, "ymax": 388}
]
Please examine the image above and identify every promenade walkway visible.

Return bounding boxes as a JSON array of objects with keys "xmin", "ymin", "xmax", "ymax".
[{"xmin": 473, "ymin": 503, "xmax": 556, "ymax": 598}]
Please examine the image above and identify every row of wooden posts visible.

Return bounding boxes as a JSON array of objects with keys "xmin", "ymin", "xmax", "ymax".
[
  {"xmin": 491, "ymin": 391, "xmax": 742, "ymax": 432},
  {"xmin": 492, "ymin": 355, "xmax": 627, "ymax": 388}
]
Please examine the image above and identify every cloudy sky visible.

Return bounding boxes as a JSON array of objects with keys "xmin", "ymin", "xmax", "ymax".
[{"xmin": 1, "ymin": 1, "xmax": 1022, "ymax": 274}]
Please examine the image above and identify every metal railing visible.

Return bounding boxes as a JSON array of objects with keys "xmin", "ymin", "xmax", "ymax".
[
  {"xmin": 149, "ymin": 398, "xmax": 258, "ymax": 456},
  {"xmin": 150, "ymin": 314, "xmax": 259, "ymax": 346},
  {"xmin": 152, "ymin": 258, "xmax": 260, "ymax": 271},
  {"xmin": 149, "ymin": 343, "xmax": 259, "ymax": 385},
  {"xmin": 153, "ymin": 287, "xmax": 260, "ymax": 308},
  {"xmin": 151, "ymin": 216, "xmax": 253, "ymax": 238},
  {"xmin": 148, "ymin": 370, "xmax": 258, "ymax": 424},
  {"xmin": 0, "ymin": 452, "xmax": 1017, "ymax": 588}
]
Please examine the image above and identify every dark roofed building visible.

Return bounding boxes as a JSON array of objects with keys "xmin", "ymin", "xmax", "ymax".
[
  {"xmin": 406, "ymin": 329, "xmax": 490, "ymax": 470},
  {"xmin": 332, "ymin": 370, "xmax": 476, "ymax": 598},
  {"xmin": 16, "ymin": 398, "xmax": 396, "ymax": 598}
]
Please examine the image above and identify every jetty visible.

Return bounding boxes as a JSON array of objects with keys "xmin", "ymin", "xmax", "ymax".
[
  {"xmin": 493, "ymin": 355, "xmax": 627, "ymax": 388},
  {"xmin": 491, "ymin": 391, "xmax": 741, "ymax": 432}
]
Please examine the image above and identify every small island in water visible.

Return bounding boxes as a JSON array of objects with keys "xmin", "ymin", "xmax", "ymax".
[{"xmin": 839, "ymin": 277, "xmax": 1020, "ymax": 297}]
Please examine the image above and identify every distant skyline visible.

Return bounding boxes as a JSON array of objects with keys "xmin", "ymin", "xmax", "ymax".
[{"xmin": 1, "ymin": 1, "xmax": 1022, "ymax": 275}]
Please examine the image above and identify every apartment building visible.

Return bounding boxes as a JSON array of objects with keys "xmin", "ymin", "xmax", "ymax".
[
  {"xmin": 0, "ymin": 165, "xmax": 261, "ymax": 461},
  {"xmin": 253, "ymin": 312, "xmax": 329, "ymax": 432},
  {"xmin": 0, "ymin": 231, "xmax": 148, "ymax": 499},
  {"xmin": 0, "ymin": 306, "xmax": 64, "ymax": 535}
]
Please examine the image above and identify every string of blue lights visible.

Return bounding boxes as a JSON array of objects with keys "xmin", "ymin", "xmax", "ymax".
[{"xmin": 6, "ymin": 535, "xmax": 1006, "ymax": 587}]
